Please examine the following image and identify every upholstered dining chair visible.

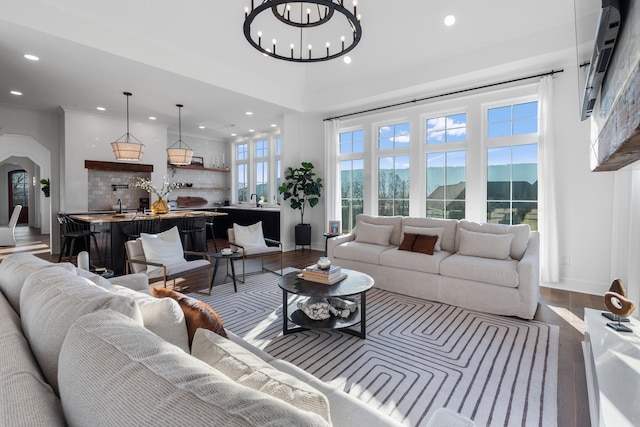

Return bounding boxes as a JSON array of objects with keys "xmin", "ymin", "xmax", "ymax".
[
  {"xmin": 124, "ymin": 226, "xmax": 214, "ymax": 295},
  {"xmin": 0, "ymin": 205, "xmax": 22, "ymax": 246},
  {"xmin": 227, "ymin": 221, "xmax": 282, "ymax": 283}
]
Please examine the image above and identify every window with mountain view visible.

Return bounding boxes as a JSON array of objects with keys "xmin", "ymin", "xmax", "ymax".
[
  {"xmin": 487, "ymin": 101, "xmax": 538, "ymax": 230},
  {"xmin": 255, "ymin": 140, "xmax": 268, "ymax": 202},
  {"xmin": 426, "ymin": 113, "xmax": 467, "ymax": 219},
  {"xmin": 236, "ymin": 143, "xmax": 248, "ymax": 202}
]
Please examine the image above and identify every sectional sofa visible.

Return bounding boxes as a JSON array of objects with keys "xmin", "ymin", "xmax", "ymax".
[
  {"xmin": 328, "ymin": 214, "xmax": 540, "ymax": 319},
  {"xmin": 0, "ymin": 253, "xmax": 475, "ymax": 426}
]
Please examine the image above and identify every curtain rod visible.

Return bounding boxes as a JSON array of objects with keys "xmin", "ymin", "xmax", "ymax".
[{"xmin": 324, "ymin": 68, "xmax": 564, "ymax": 121}]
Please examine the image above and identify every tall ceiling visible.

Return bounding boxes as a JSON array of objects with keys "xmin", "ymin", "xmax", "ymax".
[{"xmin": 0, "ymin": 0, "xmax": 601, "ymax": 140}]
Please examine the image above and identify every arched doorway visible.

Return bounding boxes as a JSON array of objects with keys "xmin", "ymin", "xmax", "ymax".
[{"xmin": 8, "ymin": 169, "xmax": 29, "ymax": 224}]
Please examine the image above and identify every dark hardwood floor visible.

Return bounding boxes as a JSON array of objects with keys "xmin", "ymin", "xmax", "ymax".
[{"xmin": 2, "ymin": 226, "xmax": 600, "ymax": 427}]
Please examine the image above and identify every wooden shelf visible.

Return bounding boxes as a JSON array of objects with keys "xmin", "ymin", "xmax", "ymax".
[
  {"xmin": 171, "ymin": 165, "xmax": 229, "ymax": 172},
  {"xmin": 174, "ymin": 187, "xmax": 230, "ymax": 191}
]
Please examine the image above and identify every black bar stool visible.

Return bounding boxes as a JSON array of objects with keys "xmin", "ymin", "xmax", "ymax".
[{"xmin": 57, "ymin": 215, "xmax": 104, "ymax": 266}]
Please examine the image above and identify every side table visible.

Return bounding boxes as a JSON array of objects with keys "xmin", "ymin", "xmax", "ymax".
[
  {"xmin": 210, "ymin": 252, "xmax": 242, "ymax": 292},
  {"xmin": 323, "ymin": 232, "xmax": 341, "ymax": 256}
]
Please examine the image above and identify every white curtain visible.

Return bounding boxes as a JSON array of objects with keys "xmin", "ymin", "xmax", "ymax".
[
  {"xmin": 610, "ymin": 169, "xmax": 640, "ymax": 319},
  {"xmin": 324, "ymin": 119, "xmax": 341, "ymax": 226},
  {"xmin": 538, "ymin": 76, "xmax": 560, "ymax": 282}
]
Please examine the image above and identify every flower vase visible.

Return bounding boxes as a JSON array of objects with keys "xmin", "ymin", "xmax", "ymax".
[{"xmin": 151, "ymin": 198, "xmax": 170, "ymax": 214}]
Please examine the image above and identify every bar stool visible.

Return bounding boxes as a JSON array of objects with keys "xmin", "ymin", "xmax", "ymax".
[
  {"xmin": 121, "ymin": 216, "xmax": 160, "ymax": 241},
  {"xmin": 57, "ymin": 215, "xmax": 104, "ymax": 266},
  {"xmin": 178, "ymin": 213, "xmax": 207, "ymax": 252}
]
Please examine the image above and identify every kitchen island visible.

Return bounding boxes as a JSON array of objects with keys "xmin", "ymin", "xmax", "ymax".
[{"xmin": 68, "ymin": 210, "xmax": 227, "ymax": 275}]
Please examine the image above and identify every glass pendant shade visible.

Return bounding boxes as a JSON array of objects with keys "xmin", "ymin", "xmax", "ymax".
[{"xmin": 112, "ymin": 92, "xmax": 144, "ymax": 161}]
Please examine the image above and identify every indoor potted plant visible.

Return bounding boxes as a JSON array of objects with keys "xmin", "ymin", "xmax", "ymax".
[{"xmin": 278, "ymin": 162, "xmax": 323, "ymax": 247}]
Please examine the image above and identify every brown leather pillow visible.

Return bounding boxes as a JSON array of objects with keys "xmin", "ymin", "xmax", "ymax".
[
  {"xmin": 151, "ymin": 287, "xmax": 228, "ymax": 347},
  {"xmin": 399, "ymin": 233, "xmax": 418, "ymax": 251},
  {"xmin": 411, "ymin": 235, "xmax": 438, "ymax": 255}
]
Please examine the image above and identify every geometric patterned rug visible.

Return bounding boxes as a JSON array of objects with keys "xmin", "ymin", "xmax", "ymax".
[{"xmin": 189, "ymin": 268, "xmax": 558, "ymax": 427}]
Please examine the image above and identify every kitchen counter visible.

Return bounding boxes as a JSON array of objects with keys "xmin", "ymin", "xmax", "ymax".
[
  {"xmin": 67, "ymin": 210, "xmax": 227, "ymax": 275},
  {"xmin": 69, "ymin": 210, "xmax": 227, "ymax": 224}
]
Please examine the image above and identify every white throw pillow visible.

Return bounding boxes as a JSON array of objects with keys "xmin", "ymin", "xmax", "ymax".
[
  {"xmin": 191, "ymin": 328, "xmax": 331, "ymax": 422},
  {"xmin": 140, "ymin": 226, "xmax": 185, "ymax": 274},
  {"xmin": 355, "ymin": 221, "xmax": 394, "ymax": 246},
  {"xmin": 458, "ymin": 228, "xmax": 514, "ymax": 260},
  {"xmin": 109, "ymin": 284, "xmax": 189, "ymax": 353},
  {"xmin": 59, "ymin": 310, "xmax": 329, "ymax": 427},
  {"xmin": 233, "ymin": 222, "xmax": 268, "ymax": 249},
  {"xmin": 402, "ymin": 226, "xmax": 445, "ymax": 252},
  {"xmin": 19, "ymin": 266, "xmax": 142, "ymax": 394}
]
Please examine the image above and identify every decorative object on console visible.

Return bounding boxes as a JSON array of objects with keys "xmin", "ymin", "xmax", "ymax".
[
  {"xmin": 111, "ymin": 92, "xmax": 145, "ymax": 161},
  {"xmin": 190, "ymin": 156, "xmax": 204, "ymax": 167},
  {"xmin": 278, "ymin": 162, "xmax": 323, "ymax": 247},
  {"xmin": 134, "ymin": 176, "xmax": 179, "ymax": 214},
  {"xmin": 603, "ymin": 278, "xmax": 636, "ymax": 332},
  {"xmin": 167, "ymin": 104, "xmax": 194, "ymax": 166},
  {"xmin": 243, "ymin": 0, "xmax": 362, "ymax": 63}
]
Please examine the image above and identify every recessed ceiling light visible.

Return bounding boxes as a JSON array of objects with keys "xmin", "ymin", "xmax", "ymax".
[
  {"xmin": 23, "ymin": 54, "xmax": 39, "ymax": 61},
  {"xmin": 246, "ymin": 111, "xmax": 253, "ymax": 115},
  {"xmin": 96, "ymin": 106, "xmax": 106, "ymax": 111},
  {"xmin": 231, "ymin": 133, "xmax": 237, "ymax": 137},
  {"xmin": 10, "ymin": 90, "xmax": 22, "ymax": 96},
  {"xmin": 249, "ymin": 129, "xmax": 255, "ymax": 132},
  {"xmin": 148, "ymin": 116, "xmax": 156, "ymax": 120},
  {"xmin": 343, "ymin": 56, "xmax": 352, "ymax": 64},
  {"xmin": 270, "ymin": 124, "xmax": 277, "ymax": 127},
  {"xmin": 199, "ymin": 125, "xmax": 206, "ymax": 129},
  {"xmin": 444, "ymin": 15, "xmax": 456, "ymax": 26}
]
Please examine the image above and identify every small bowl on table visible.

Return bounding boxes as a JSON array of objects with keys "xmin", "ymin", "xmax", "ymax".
[{"xmin": 221, "ymin": 248, "xmax": 233, "ymax": 256}]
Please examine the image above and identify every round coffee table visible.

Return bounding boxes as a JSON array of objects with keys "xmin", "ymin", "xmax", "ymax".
[{"xmin": 278, "ymin": 268, "xmax": 374, "ymax": 339}]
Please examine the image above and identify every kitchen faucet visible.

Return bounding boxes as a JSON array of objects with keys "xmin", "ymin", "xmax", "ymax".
[
  {"xmin": 250, "ymin": 193, "xmax": 259, "ymax": 207},
  {"xmin": 117, "ymin": 199, "xmax": 122, "ymax": 214}
]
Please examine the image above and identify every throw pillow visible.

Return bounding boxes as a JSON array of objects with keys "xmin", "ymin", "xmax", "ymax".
[
  {"xmin": 59, "ymin": 310, "xmax": 330, "ymax": 427},
  {"xmin": 151, "ymin": 287, "xmax": 227, "ymax": 346},
  {"xmin": 398, "ymin": 233, "xmax": 417, "ymax": 251},
  {"xmin": 355, "ymin": 221, "xmax": 394, "ymax": 246},
  {"xmin": 19, "ymin": 266, "xmax": 142, "ymax": 394},
  {"xmin": 402, "ymin": 226, "xmax": 445, "ymax": 251},
  {"xmin": 139, "ymin": 226, "xmax": 185, "ymax": 274},
  {"xmin": 109, "ymin": 285, "xmax": 189, "ymax": 353},
  {"xmin": 191, "ymin": 329, "xmax": 331, "ymax": 423},
  {"xmin": 233, "ymin": 222, "xmax": 268, "ymax": 249},
  {"xmin": 458, "ymin": 228, "xmax": 514, "ymax": 260},
  {"xmin": 411, "ymin": 234, "xmax": 439, "ymax": 255}
]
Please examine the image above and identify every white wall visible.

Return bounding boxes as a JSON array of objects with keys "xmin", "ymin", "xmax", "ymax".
[
  {"xmin": 61, "ymin": 109, "xmax": 169, "ymax": 212},
  {"xmin": 279, "ymin": 112, "xmax": 325, "ymax": 252}
]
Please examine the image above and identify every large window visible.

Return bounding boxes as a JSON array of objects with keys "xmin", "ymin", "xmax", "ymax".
[
  {"xmin": 487, "ymin": 100, "xmax": 539, "ymax": 230},
  {"xmin": 426, "ymin": 113, "xmax": 467, "ymax": 219},
  {"xmin": 378, "ymin": 155, "xmax": 410, "ymax": 216},
  {"xmin": 379, "ymin": 122, "xmax": 410, "ymax": 150},
  {"xmin": 339, "ymin": 130, "xmax": 364, "ymax": 231},
  {"xmin": 340, "ymin": 159, "xmax": 364, "ymax": 232},
  {"xmin": 233, "ymin": 134, "xmax": 280, "ymax": 206},
  {"xmin": 255, "ymin": 140, "xmax": 268, "ymax": 202},
  {"xmin": 236, "ymin": 144, "xmax": 248, "ymax": 202}
]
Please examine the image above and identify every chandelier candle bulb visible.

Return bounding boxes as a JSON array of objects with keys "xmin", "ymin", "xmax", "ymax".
[{"xmin": 326, "ymin": 42, "xmax": 330, "ymax": 56}]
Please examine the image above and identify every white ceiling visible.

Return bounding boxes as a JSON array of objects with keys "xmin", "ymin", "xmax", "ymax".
[{"xmin": 0, "ymin": 0, "xmax": 601, "ymax": 140}]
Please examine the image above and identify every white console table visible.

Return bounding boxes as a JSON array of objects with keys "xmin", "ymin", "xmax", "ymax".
[{"xmin": 582, "ymin": 308, "xmax": 640, "ymax": 427}]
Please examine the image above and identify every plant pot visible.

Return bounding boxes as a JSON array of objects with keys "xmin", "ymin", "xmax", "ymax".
[{"xmin": 295, "ymin": 223, "xmax": 312, "ymax": 246}]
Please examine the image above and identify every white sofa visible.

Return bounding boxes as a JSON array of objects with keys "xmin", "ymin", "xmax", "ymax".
[
  {"xmin": 0, "ymin": 253, "xmax": 475, "ymax": 426},
  {"xmin": 328, "ymin": 215, "xmax": 540, "ymax": 320}
]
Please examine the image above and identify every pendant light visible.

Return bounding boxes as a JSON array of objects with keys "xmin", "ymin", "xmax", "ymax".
[
  {"xmin": 167, "ymin": 104, "xmax": 194, "ymax": 166},
  {"xmin": 111, "ymin": 92, "xmax": 145, "ymax": 161}
]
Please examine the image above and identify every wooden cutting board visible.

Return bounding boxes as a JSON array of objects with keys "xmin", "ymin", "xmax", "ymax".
[{"xmin": 177, "ymin": 196, "xmax": 208, "ymax": 208}]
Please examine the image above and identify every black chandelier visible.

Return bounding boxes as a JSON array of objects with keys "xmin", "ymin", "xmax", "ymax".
[{"xmin": 243, "ymin": 1, "xmax": 362, "ymax": 63}]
